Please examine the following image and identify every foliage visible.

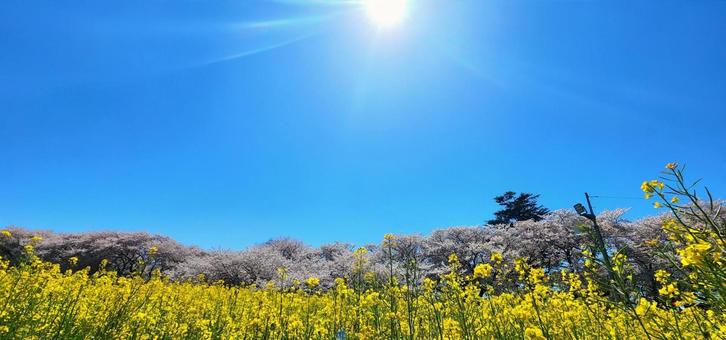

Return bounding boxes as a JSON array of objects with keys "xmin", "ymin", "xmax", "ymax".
[
  {"xmin": 641, "ymin": 163, "xmax": 725, "ymax": 314},
  {"xmin": 0, "ymin": 163, "xmax": 724, "ymax": 338},
  {"xmin": 0, "ymin": 210, "xmax": 712, "ymax": 299},
  {"xmin": 0, "ymin": 238, "xmax": 722, "ymax": 339},
  {"xmin": 0, "ymin": 229, "xmax": 200, "ymax": 277},
  {"xmin": 488, "ymin": 192, "xmax": 550, "ymax": 225}
]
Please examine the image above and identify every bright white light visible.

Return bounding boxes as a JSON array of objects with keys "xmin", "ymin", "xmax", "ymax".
[{"xmin": 364, "ymin": 0, "xmax": 409, "ymax": 29}]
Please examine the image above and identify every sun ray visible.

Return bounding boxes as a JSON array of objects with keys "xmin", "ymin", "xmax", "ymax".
[{"xmin": 198, "ymin": 32, "xmax": 319, "ymax": 66}]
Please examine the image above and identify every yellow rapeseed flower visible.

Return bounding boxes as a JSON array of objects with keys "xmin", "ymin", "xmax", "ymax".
[
  {"xmin": 524, "ymin": 327, "xmax": 546, "ymax": 340},
  {"xmin": 678, "ymin": 242, "xmax": 711, "ymax": 267},
  {"xmin": 490, "ymin": 252, "xmax": 503, "ymax": 263},
  {"xmin": 635, "ymin": 298, "xmax": 655, "ymax": 316},
  {"xmin": 306, "ymin": 277, "xmax": 320, "ymax": 288},
  {"xmin": 641, "ymin": 180, "xmax": 665, "ymax": 194},
  {"xmin": 448, "ymin": 253, "xmax": 459, "ymax": 265},
  {"xmin": 658, "ymin": 283, "xmax": 679, "ymax": 298},
  {"xmin": 641, "ymin": 181, "xmax": 652, "ymax": 193},
  {"xmin": 473, "ymin": 263, "xmax": 493, "ymax": 278},
  {"xmin": 654, "ymin": 270, "xmax": 670, "ymax": 283},
  {"xmin": 1, "ymin": 230, "xmax": 11, "ymax": 238}
]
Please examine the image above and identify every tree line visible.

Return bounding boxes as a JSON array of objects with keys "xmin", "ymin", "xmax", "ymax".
[{"xmin": 1, "ymin": 205, "xmax": 689, "ymax": 300}]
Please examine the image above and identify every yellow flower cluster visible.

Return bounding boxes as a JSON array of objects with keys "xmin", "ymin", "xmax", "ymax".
[
  {"xmin": 0, "ymin": 252, "xmax": 721, "ymax": 339},
  {"xmin": 679, "ymin": 242, "xmax": 712, "ymax": 267},
  {"xmin": 473, "ymin": 263, "xmax": 492, "ymax": 278},
  {"xmin": 0, "ymin": 163, "xmax": 721, "ymax": 339},
  {"xmin": 642, "ymin": 163, "xmax": 726, "ymax": 315},
  {"xmin": 305, "ymin": 276, "xmax": 320, "ymax": 288},
  {"xmin": 640, "ymin": 179, "xmax": 664, "ymax": 199}
]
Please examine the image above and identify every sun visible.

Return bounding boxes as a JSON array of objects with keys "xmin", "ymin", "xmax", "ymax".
[{"xmin": 363, "ymin": 0, "xmax": 409, "ymax": 29}]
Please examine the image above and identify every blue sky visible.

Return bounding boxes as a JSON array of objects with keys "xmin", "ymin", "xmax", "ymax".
[{"xmin": 1, "ymin": 0, "xmax": 725, "ymax": 249}]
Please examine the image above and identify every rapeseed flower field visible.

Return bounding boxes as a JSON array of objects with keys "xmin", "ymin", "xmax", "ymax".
[
  {"xmin": 0, "ymin": 164, "xmax": 723, "ymax": 339},
  {"xmin": 0, "ymin": 247, "xmax": 723, "ymax": 339}
]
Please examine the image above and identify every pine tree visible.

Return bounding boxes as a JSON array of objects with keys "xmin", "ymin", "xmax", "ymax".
[{"xmin": 487, "ymin": 191, "xmax": 550, "ymax": 226}]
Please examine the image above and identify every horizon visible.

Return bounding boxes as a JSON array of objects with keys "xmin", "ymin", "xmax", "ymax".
[{"xmin": 2, "ymin": 0, "xmax": 725, "ymax": 249}]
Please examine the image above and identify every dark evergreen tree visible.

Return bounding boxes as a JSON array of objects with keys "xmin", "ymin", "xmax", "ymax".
[{"xmin": 487, "ymin": 191, "xmax": 550, "ymax": 225}]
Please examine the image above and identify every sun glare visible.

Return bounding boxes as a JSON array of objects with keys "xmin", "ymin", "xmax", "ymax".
[{"xmin": 364, "ymin": 0, "xmax": 409, "ymax": 29}]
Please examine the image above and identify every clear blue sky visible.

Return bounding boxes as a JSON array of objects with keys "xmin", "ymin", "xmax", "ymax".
[{"xmin": 1, "ymin": 0, "xmax": 725, "ymax": 249}]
